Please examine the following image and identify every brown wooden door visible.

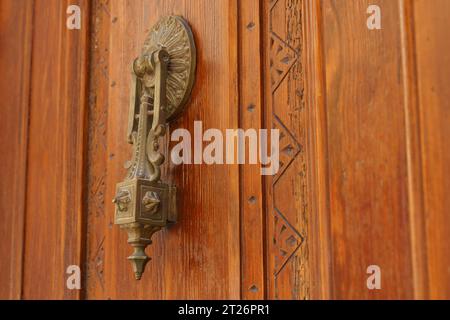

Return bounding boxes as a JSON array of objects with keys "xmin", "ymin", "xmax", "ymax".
[{"xmin": 1, "ymin": 0, "xmax": 449, "ymax": 300}]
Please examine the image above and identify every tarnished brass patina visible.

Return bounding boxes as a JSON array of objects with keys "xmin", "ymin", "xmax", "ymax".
[{"xmin": 113, "ymin": 16, "xmax": 196, "ymax": 280}]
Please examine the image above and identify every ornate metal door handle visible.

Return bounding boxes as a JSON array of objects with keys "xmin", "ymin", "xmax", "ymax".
[{"xmin": 113, "ymin": 16, "xmax": 196, "ymax": 280}]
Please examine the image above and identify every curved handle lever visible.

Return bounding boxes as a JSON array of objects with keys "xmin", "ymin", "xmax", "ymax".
[{"xmin": 113, "ymin": 16, "xmax": 196, "ymax": 280}]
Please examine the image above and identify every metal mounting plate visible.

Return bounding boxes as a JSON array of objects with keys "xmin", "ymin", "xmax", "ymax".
[{"xmin": 140, "ymin": 16, "xmax": 196, "ymax": 122}]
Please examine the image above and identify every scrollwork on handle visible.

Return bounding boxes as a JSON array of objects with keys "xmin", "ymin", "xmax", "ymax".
[{"xmin": 113, "ymin": 16, "xmax": 196, "ymax": 280}]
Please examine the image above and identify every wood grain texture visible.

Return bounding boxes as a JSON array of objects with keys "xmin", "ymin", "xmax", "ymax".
[
  {"xmin": 399, "ymin": 0, "xmax": 428, "ymax": 299},
  {"xmin": 321, "ymin": 0, "xmax": 414, "ymax": 299},
  {"xmin": 264, "ymin": 0, "xmax": 312, "ymax": 299},
  {"xmin": 0, "ymin": 0, "xmax": 33, "ymax": 299},
  {"xmin": 238, "ymin": 0, "xmax": 265, "ymax": 300},
  {"xmin": 414, "ymin": 0, "xmax": 450, "ymax": 300},
  {"xmin": 303, "ymin": 0, "xmax": 332, "ymax": 300},
  {"xmin": 85, "ymin": 0, "xmax": 111, "ymax": 299},
  {"xmin": 2, "ymin": 0, "xmax": 449, "ymax": 300},
  {"xmin": 21, "ymin": 0, "xmax": 89, "ymax": 299},
  {"xmin": 85, "ymin": 0, "xmax": 241, "ymax": 299}
]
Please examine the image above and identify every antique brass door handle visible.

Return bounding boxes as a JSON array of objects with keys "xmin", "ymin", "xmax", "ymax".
[{"xmin": 113, "ymin": 16, "xmax": 196, "ymax": 280}]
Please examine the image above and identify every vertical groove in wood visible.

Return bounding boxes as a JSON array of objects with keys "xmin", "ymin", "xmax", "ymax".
[
  {"xmin": 85, "ymin": 0, "xmax": 111, "ymax": 300},
  {"xmin": 238, "ymin": 0, "xmax": 265, "ymax": 300},
  {"xmin": 303, "ymin": 0, "xmax": 332, "ymax": 300},
  {"xmin": 227, "ymin": 0, "xmax": 242, "ymax": 298},
  {"xmin": 260, "ymin": 0, "xmax": 270, "ymax": 300},
  {"xmin": 77, "ymin": 0, "xmax": 91, "ymax": 301},
  {"xmin": 398, "ymin": 0, "xmax": 429, "ymax": 300},
  {"xmin": 19, "ymin": 1, "xmax": 35, "ymax": 300},
  {"xmin": 0, "ymin": 0, "xmax": 34, "ymax": 300}
]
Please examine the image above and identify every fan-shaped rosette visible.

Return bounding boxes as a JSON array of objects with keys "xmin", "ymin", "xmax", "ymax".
[{"xmin": 142, "ymin": 16, "xmax": 196, "ymax": 121}]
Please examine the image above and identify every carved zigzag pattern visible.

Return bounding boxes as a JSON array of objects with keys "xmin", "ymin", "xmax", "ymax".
[
  {"xmin": 269, "ymin": 0, "xmax": 306, "ymax": 283},
  {"xmin": 272, "ymin": 116, "xmax": 304, "ymax": 276}
]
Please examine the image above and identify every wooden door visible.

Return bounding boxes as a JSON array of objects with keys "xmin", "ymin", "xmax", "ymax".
[{"xmin": 0, "ymin": 0, "xmax": 449, "ymax": 300}]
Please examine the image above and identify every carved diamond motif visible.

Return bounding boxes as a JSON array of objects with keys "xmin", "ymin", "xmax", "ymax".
[
  {"xmin": 273, "ymin": 116, "xmax": 301, "ymax": 184},
  {"xmin": 270, "ymin": 34, "xmax": 297, "ymax": 93},
  {"xmin": 272, "ymin": 208, "xmax": 303, "ymax": 275}
]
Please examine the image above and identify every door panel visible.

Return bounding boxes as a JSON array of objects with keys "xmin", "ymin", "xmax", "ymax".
[
  {"xmin": 321, "ymin": 0, "xmax": 414, "ymax": 299},
  {"xmin": 21, "ymin": 0, "xmax": 89, "ymax": 299},
  {"xmin": 85, "ymin": 0, "xmax": 241, "ymax": 299},
  {"xmin": 414, "ymin": 0, "xmax": 450, "ymax": 299},
  {"xmin": 303, "ymin": 0, "xmax": 450, "ymax": 299},
  {"xmin": 0, "ymin": 0, "xmax": 33, "ymax": 299},
  {"xmin": 0, "ymin": 0, "xmax": 89, "ymax": 300}
]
